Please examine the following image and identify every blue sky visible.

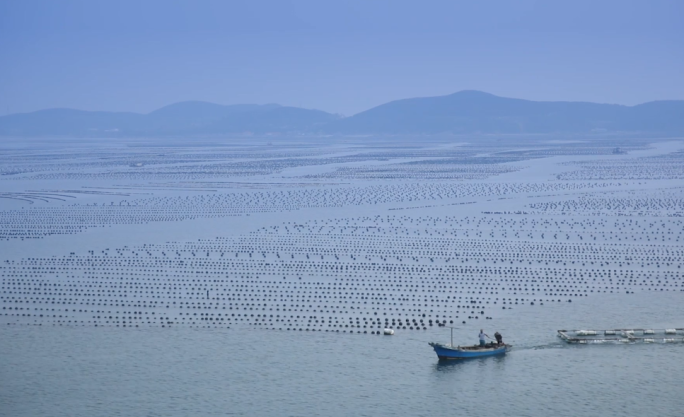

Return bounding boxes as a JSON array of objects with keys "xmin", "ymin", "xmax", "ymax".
[{"xmin": 1, "ymin": 0, "xmax": 682, "ymax": 115}]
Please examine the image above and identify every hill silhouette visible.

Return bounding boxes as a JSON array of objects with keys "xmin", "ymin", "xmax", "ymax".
[
  {"xmin": 0, "ymin": 102, "xmax": 337, "ymax": 136},
  {"xmin": 322, "ymin": 90, "xmax": 684, "ymax": 134},
  {"xmin": 1, "ymin": 92, "xmax": 682, "ymax": 136}
]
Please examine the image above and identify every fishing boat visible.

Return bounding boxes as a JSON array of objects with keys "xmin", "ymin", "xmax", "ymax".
[{"xmin": 429, "ymin": 326, "xmax": 511, "ymax": 360}]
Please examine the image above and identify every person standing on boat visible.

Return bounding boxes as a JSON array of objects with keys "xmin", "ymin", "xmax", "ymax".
[
  {"xmin": 494, "ymin": 331, "xmax": 503, "ymax": 346},
  {"xmin": 479, "ymin": 329, "xmax": 489, "ymax": 347}
]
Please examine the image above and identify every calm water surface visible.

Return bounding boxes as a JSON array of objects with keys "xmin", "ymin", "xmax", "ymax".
[{"xmin": 2, "ymin": 292, "xmax": 683, "ymax": 417}]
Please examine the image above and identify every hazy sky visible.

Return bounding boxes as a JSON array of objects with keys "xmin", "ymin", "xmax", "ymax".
[{"xmin": 1, "ymin": 0, "xmax": 682, "ymax": 116}]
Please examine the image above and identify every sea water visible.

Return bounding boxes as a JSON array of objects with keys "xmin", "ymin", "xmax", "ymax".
[{"xmin": 1, "ymin": 137, "xmax": 683, "ymax": 416}]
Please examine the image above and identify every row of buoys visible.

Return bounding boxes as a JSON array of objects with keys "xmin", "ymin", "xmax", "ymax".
[
  {"xmin": 2, "ymin": 144, "xmax": 678, "ymax": 329},
  {"xmin": 0, "ymin": 177, "xmax": 637, "ymax": 241},
  {"xmin": 557, "ymin": 154, "xmax": 684, "ymax": 181}
]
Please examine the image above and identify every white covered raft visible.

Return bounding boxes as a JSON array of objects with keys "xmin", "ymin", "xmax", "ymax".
[{"xmin": 558, "ymin": 328, "xmax": 684, "ymax": 344}]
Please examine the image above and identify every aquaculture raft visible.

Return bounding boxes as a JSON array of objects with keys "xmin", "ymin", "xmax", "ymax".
[{"xmin": 558, "ymin": 329, "xmax": 684, "ymax": 344}]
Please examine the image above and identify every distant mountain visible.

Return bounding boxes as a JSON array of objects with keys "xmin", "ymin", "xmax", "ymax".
[
  {"xmin": 1, "ymin": 92, "xmax": 682, "ymax": 136},
  {"xmin": 142, "ymin": 102, "xmax": 279, "ymax": 133},
  {"xmin": 623, "ymin": 101, "xmax": 684, "ymax": 133},
  {"xmin": 0, "ymin": 101, "xmax": 338, "ymax": 137},
  {"xmin": 201, "ymin": 106, "xmax": 339, "ymax": 134},
  {"xmin": 322, "ymin": 90, "xmax": 684, "ymax": 134}
]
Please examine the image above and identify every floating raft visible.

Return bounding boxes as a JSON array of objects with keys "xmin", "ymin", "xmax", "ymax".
[{"xmin": 558, "ymin": 329, "xmax": 684, "ymax": 344}]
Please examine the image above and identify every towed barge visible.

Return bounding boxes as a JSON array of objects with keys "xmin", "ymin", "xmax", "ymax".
[{"xmin": 558, "ymin": 328, "xmax": 684, "ymax": 344}]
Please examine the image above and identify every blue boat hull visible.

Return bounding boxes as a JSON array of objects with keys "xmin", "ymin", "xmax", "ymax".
[{"xmin": 429, "ymin": 342, "xmax": 510, "ymax": 360}]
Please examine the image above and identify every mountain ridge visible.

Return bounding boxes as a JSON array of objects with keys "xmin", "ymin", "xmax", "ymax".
[
  {"xmin": 1, "ymin": 92, "xmax": 682, "ymax": 136},
  {"xmin": 322, "ymin": 90, "xmax": 683, "ymax": 134},
  {"xmin": 0, "ymin": 101, "xmax": 338, "ymax": 136}
]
